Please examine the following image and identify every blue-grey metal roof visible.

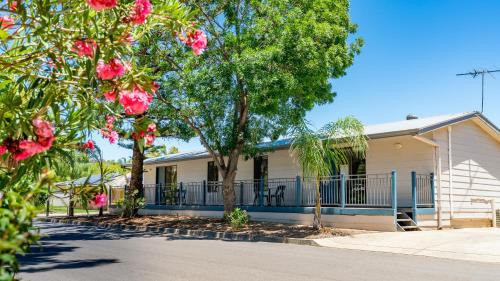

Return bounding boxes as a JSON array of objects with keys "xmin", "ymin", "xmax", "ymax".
[
  {"xmin": 55, "ymin": 172, "xmax": 122, "ymax": 187},
  {"xmin": 144, "ymin": 112, "xmax": 499, "ymax": 165}
]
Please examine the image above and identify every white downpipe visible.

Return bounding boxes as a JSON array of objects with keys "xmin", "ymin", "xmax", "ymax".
[
  {"xmin": 448, "ymin": 127, "xmax": 454, "ymax": 221},
  {"xmin": 436, "ymin": 145, "xmax": 443, "ymax": 229},
  {"xmin": 413, "ymin": 135, "xmax": 442, "ymax": 229}
]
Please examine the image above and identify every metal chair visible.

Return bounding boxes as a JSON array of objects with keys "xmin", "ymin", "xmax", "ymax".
[{"xmin": 271, "ymin": 185, "xmax": 286, "ymax": 206}]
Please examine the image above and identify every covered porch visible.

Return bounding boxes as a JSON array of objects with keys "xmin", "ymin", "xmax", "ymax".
[{"xmin": 124, "ymin": 170, "xmax": 436, "ymax": 231}]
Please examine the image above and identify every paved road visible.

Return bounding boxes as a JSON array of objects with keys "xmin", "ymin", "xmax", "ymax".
[{"xmin": 19, "ymin": 222, "xmax": 500, "ymax": 281}]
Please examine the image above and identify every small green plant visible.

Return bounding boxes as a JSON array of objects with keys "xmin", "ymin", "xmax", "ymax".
[
  {"xmin": 227, "ymin": 208, "xmax": 250, "ymax": 229},
  {"xmin": 121, "ymin": 190, "xmax": 146, "ymax": 217}
]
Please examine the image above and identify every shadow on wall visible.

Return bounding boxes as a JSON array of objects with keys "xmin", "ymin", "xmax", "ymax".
[{"xmin": 448, "ymin": 121, "xmax": 500, "ymax": 213}]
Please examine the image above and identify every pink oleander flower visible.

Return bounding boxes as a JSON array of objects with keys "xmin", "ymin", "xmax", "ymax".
[
  {"xmin": 119, "ymin": 87, "xmax": 153, "ymax": 115},
  {"xmin": 0, "ymin": 15, "xmax": 14, "ymax": 29},
  {"xmin": 108, "ymin": 130, "xmax": 119, "ymax": 144},
  {"xmin": 185, "ymin": 30, "xmax": 207, "ymax": 56},
  {"xmin": 37, "ymin": 136, "xmax": 54, "ymax": 150},
  {"xmin": 14, "ymin": 138, "xmax": 53, "ymax": 161},
  {"xmin": 147, "ymin": 123, "xmax": 156, "ymax": 133},
  {"xmin": 10, "ymin": 1, "xmax": 17, "ymax": 11},
  {"xmin": 105, "ymin": 115, "xmax": 115, "ymax": 125},
  {"xmin": 130, "ymin": 0, "xmax": 152, "ymax": 25},
  {"xmin": 103, "ymin": 90, "xmax": 117, "ymax": 102},
  {"xmin": 100, "ymin": 128, "xmax": 119, "ymax": 144},
  {"xmin": 96, "ymin": 58, "xmax": 126, "ymax": 80},
  {"xmin": 87, "ymin": 0, "xmax": 117, "ymax": 11},
  {"xmin": 145, "ymin": 134, "xmax": 155, "ymax": 146},
  {"xmin": 32, "ymin": 118, "xmax": 54, "ymax": 138},
  {"xmin": 72, "ymin": 39, "xmax": 97, "ymax": 57},
  {"xmin": 92, "ymin": 193, "xmax": 107, "ymax": 208},
  {"xmin": 0, "ymin": 145, "xmax": 7, "ymax": 155},
  {"xmin": 82, "ymin": 140, "xmax": 95, "ymax": 150}
]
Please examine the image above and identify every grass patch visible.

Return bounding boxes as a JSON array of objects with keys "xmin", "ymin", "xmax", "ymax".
[{"xmin": 36, "ymin": 206, "xmax": 98, "ymax": 215}]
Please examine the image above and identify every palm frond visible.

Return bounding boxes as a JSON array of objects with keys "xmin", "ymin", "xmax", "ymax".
[
  {"xmin": 289, "ymin": 122, "xmax": 331, "ymax": 178},
  {"xmin": 320, "ymin": 116, "xmax": 368, "ymax": 169}
]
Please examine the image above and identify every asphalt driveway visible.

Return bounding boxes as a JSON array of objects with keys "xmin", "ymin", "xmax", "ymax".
[
  {"xmin": 17, "ymin": 221, "xmax": 500, "ymax": 281},
  {"xmin": 315, "ymin": 228, "xmax": 500, "ymax": 263}
]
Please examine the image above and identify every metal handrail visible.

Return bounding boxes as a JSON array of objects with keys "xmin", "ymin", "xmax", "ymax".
[{"xmin": 144, "ymin": 173, "xmax": 396, "ymax": 208}]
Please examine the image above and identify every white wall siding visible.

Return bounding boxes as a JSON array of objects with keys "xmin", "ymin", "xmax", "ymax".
[
  {"xmin": 366, "ymin": 135, "xmax": 435, "ymax": 207},
  {"xmin": 268, "ymin": 149, "xmax": 301, "ymax": 179},
  {"xmin": 434, "ymin": 121, "xmax": 500, "ymax": 226}
]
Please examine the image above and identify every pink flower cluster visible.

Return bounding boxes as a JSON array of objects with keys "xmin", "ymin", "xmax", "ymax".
[
  {"xmin": 87, "ymin": 0, "xmax": 153, "ymax": 25},
  {"xmin": 130, "ymin": 0, "xmax": 152, "ymax": 25},
  {"xmin": 0, "ymin": 145, "xmax": 7, "ymax": 156},
  {"xmin": 119, "ymin": 87, "xmax": 153, "ymax": 115},
  {"xmin": 0, "ymin": 15, "xmax": 14, "ymax": 29},
  {"xmin": 96, "ymin": 58, "xmax": 126, "ymax": 80},
  {"xmin": 131, "ymin": 122, "xmax": 156, "ymax": 146},
  {"xmin": 10, "ymin": 1, "xmax": 17, "ymax": 11},
  {"xmin": 72, "ymin": 39, "xmax": 97, "ymax": 58},
  {"xmin": 82, "ymin": 140, "xmax": 95, "ymax": 150},
  {"xmin": 0, "ymin": 118, "xmax": 55, "ymax": 161},
  {"xmin": 92, "ymin": 193, "xmax": 107, "ymax": 208},
  {"xmin": 103, "ymin": 90, "xmax": 117, "ymax": 102},
  {"xmin": 86, "ymin": 0, "xmax": 117, "ymax": 11},
  {"xmin": 183, "ymin": 30, "xmax": 208, "ymax": 56},
  {"xmin": 100, "ymin": 115, "xmax": 119, "ymax": 144}
]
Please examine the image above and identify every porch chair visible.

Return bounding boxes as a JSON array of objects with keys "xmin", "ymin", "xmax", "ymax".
[{"xmin": 270, "ymin": 185, "xmax": 286, "ymax": 206}]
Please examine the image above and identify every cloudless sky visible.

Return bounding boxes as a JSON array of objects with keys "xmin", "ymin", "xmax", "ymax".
[{"xmin": 96, "ymin": 0, "xmax": 500, "ymax": 160}]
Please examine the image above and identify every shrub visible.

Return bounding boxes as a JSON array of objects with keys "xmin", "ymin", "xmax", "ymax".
[{"xmin": 227, "ymin": 208, "xmax": 250, "ymax": 229}]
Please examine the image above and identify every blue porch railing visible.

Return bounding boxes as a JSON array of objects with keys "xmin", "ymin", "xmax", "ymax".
[
  {"xmin": 144, "ymin": 173, "xmax": 397, "ymax": 208},
  {"xmin": 411, "ymin": 171, "xmax": 436, "ymax": 223}
]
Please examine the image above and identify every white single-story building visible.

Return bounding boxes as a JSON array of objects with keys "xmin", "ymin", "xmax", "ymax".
[
  {"xmin": 54, "ymin": 173, "xmax": 130, "ymax": 208},
  {"xmin": 138, "ymin": 112, "xmax": 500, "ymax": 231}
]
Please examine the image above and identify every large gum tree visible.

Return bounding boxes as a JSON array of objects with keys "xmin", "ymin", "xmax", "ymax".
[{"xmin": 143, "ymin": 0, "xmax": 363, "ymax": 215}]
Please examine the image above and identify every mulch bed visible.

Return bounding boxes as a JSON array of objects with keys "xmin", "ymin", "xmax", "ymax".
[{"xmin": 59, "ymin": 215, "xmax": 364, "ymax": 239}]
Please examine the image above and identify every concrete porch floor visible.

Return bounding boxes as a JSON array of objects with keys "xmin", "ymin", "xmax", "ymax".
[{"xmin": 315, "ymin": 227, "xmax": 500, "ymax": 263}]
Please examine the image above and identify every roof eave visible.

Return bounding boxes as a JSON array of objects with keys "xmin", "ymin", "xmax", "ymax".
[
  {"xmin": 366, "ymin": 129, "xmax": 420, "ymax": 140},
  {"xmin": 416, "ymin": 112, "xmax": 500, "ymax": 139}
]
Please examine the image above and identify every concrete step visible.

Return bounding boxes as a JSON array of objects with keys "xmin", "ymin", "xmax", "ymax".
[{"xmin": 402, "ymin": 225, "xmax": 420, "ymax": 230}]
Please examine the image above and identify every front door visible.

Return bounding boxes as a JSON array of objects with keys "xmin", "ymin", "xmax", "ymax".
[
  {"xmin": 156, "ymin": 165, "xmax": 177, "ymax": 204},
  {"xmin": 253, "ymin": 156, "xmax": 268, "ymax": 205},
  {"xmin": 254, "ymin": 156, "xmax": 268, "ymax": 181}
]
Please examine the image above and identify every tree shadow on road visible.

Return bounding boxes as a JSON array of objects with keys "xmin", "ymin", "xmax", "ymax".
[{"xmin": 19, "ymin": 224, "xmax": 121, "ymax": 274}]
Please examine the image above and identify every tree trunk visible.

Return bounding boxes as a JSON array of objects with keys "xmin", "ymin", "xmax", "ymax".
[
  {"xmin": 313, "ymin": 179, "xmax": 322, "ymax": 230},
  {"xmin": 129, "ymin": 139, "xmax": 145, "ymax": 216},
  {"xmin": 68, "ymin": 190, "xmax": 74, "ymax": 217},
  {"xmin": 222, "ymin": 169, "xmax": 237, "ymax": 217}
]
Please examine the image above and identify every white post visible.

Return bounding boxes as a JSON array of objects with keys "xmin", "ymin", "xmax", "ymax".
[
  {"xmin": 436, "ymin": 145, "xmax": 443, "ymax": 229},
  {"xmin": 447, "ymin": 126, "xmax": 454, "ymax": 221}
]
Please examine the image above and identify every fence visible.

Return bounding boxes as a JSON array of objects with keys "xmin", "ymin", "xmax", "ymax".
[
  {"xmin": 413, "ymin": 173, "xmax": 435, "ymax": 208},
  {"xmin": 142, "ymin": 173, "xmax": 399, "ymax": 208}
]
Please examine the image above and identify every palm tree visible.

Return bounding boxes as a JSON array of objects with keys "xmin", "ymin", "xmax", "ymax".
[{"xmin": 290, "ymin": 116, "xmax": 368, "ymax": 230}]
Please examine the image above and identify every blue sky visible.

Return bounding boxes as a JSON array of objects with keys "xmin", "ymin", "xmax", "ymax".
[{"xmin": 97, "ymin": 0, "xmax": 500, "ymax": 160}]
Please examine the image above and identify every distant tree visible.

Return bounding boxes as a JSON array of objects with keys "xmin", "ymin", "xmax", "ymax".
[
  {"xmin": 168, "ymin": 146, "xmax": 179, "ymax": 155},
  {"xmin": 144, "ymin": 144, "xmax": 180, "ymax": 158},
  {"xmin": 147, "ymin": 0, "xmax": 363, "ymax": 215}
]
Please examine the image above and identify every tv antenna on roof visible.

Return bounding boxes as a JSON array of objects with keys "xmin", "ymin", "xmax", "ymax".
[{"xmin": 456, "ymin": 68, "xmax": 500, "ymax": 113}]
